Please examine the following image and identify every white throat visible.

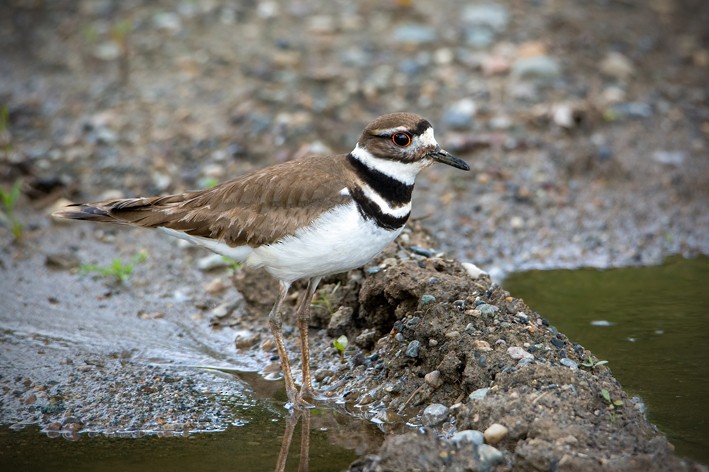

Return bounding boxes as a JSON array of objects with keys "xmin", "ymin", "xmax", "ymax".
[{"xmin": 350, "ymin": 144, "xmax": 428, "ymax": 185}]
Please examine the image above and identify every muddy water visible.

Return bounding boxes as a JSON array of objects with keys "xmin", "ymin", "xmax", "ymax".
[
  {"xmin": 504, "ymin": 256, "xmax": 709, "ymax": 463},
  {"xmin": 0, "ymin": 404, "xmax": 366, "ymax": 471}
]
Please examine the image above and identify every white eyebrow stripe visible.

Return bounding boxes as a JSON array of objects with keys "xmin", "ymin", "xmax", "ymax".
[{"xmin": 373, "ymin": 126, "xmax": 410, "ymax": 136}]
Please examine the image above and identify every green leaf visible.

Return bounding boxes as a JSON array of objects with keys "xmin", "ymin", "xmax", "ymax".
[
  {"xmin": 601, "ymin": 388, "xmax": 611, "ymax": 403},
  {"xmin": 333, "ymin": 335, "xmax": 348, "ymax": 354}
]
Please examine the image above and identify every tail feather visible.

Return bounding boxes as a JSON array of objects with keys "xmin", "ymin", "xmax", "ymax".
[
  {"xmin": 52, "ymin": 203, "xmax": 115, "ymax": 222},
  {"xmin": 51, "ymin": 196, "xmax": 176, "ymax": 226}
]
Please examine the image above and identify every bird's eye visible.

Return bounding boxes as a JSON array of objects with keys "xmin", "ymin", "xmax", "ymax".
[{"xmin": 392, "ymin": 132, "xmax": 412, "ymax": 147}]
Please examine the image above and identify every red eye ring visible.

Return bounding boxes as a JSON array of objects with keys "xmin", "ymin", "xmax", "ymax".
[{"xmin": 392, "ymin": 132, "xmax": 412, "ymax": 147}]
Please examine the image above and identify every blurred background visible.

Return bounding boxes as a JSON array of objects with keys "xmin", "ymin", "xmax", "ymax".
[{"xmin": 1, "ymin": 0, "xmax": 706, "ymax": 276}]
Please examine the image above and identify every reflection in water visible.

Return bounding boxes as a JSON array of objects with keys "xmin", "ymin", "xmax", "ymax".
[
  {"xmin": 276, "ymin": 410, "xmax": 310, "ymax": 472},
  {"xmin": 0, "ymin": 401, "xmax": 384, "ymax": 471}
]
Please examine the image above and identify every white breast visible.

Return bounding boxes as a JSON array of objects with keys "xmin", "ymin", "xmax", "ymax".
[{"xmin": 247, "ymin": 202, "xmax": 402, "ymax": 283}]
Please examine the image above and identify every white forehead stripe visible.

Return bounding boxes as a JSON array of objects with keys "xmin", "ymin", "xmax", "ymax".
[{"xmin": 417, "ymin": 127, "xmax": 438, "ymax": 148}]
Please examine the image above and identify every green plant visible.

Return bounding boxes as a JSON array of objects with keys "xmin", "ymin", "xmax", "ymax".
[
  {"xmin": 600, "ymin": 388, "xmax": 624, "ymax": 424},
  {"xmin": 0, "ymin": 179, "xmax": 23, "ymax": 241},
  {"xmin": 221, "ymin": 256, "xmax": 242, "ymax": 272},
  {"xmin": 332, "ymin": 335, "xmax": 348, "ymax": 360},
  {"xmin": 80, "ymin": 250, "xmax": 148, "ymax": 284},
  {"xmin": 580, "ymin": 356, "xmax": 609, "ymax": 370},
  {"xmin": 311, "ymin": 282, "xmax": 341, "ymax": 315}
]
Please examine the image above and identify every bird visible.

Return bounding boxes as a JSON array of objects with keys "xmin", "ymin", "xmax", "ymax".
[{"xmin": 52, "ymin": 112, "xmax": 470, "ymax": 408}]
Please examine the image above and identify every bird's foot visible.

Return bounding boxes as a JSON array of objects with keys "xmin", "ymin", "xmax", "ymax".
[{"xmin": 285, "ymin": 387, "xmax": 315, "ymax": 410}]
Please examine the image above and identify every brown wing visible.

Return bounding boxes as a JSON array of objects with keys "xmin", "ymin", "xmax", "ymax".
[{"xmin": 54, "ymin": 154, "xmax": 354, "ymax": 247}]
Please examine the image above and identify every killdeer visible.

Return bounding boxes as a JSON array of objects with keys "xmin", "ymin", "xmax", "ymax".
[{"xmin": 53, "ymin": 112, "xmax": 470, "ymax": 408}]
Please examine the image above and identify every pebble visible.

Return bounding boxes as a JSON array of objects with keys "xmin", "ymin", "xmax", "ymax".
[
  {"xmin": 461, "ymin": 262, "xmax": 486, "ymax": 279},
  {"xmin": 452, "ymin": 429, "xmax": 484, "ymax": 446},
  {"xmin": 425, "ymin": 370, "xmax": 443, "ymax": 388},
  {"xmin": 405, "ymin": 340, "xmax": 422, "ymax": 358},
  {"xmin": 327, "ymin": 306, "xmax": 354, "ymax": 334},
  {"xmin": 472, "ymin": 340, "xmax": 492, "ymax": 351},
  {"xmin": 507, "ymin": 346, "xmax": 533, "ymax": 360},
  {"xmin": 560, "ymin": 358, "xmax": 579, "ymax": 370},
  {"xmin": 600, "ymin": 51, "xmax": 635, "ymax": 81},
  {"xmin": 483, "ymin": 423, "xmax": 508, "ymax": 444},
  {"xmin": 511, "ymin": 56, "xmax": 562, "ymax": 81},
  {"xmin": 462, "ymin": 4, "xmax": 510, "ymax": 31},
  {"xmin": 443, "ymin": 98, "xmax": 477, "ymax": 129},
  {"xmin": 422, "ymin": 403, "xmax": 449, "ymax": 426},
  {"xmin": 419, "ymin": 294, "xmax": 436, "ymax": 306},
  {"xmin": 409, "ymin": 245, "xmax": 436, "ymax": 257},
  {"xmin": 468, "ymin": 387, "xmax": 489, "ymax": 401},
  {"xmin": 477, "ymin": 304, "xmax": 499, "ymax": 316},
  {"xmin": 462, "ymin": 4, "xmax": 509, "ymax": 48},
  {"xmin": 391, "ymin": 24, "xmax": 436, "ymax": 45},
  {"xmin": 153, "ymin": 12, "xmax": 182, "ymax": 32},
  {"xmin": 197, "ymin": 254, "xmax": 230, "ymax": 271},
  {"xmin": 477, "ymin": 443, "xmax": 505, "ymax": 467},
  {"xmin": 652, "ymin": 150, "xmax": 686, "ymax": 166},
  {"xmin": 93, "ymin": 41, "xmax": 121, "ymax": 61},
  {"xmin": 234, "ymin": 330, "xmax": 259, "ymax": 349},
  {"xmin": 203, "ymin": 277, "xmax": 227, "ymax": 295},
  {"xmin": 609, "ymin": 102, "xmax": 652, "ymax": 119}
]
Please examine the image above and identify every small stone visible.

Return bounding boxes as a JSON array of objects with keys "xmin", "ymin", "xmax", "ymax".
[
  {"xmin": 425, "ymin": 370, "xmax": 443, "ymax": 388},
  {"xmin": 452, "ymin": 429, "xmax": 485, "ymax": 446},
  {"xmin": 391, "ymin": 24, "xmax": 436, "ymax": 45},
  {"xmin": 507, "ymin": 346, "xmax": 533, "ymax": 360},
  {"xmin": 515, "ymin": 312, "xmax": 529, "ymax": 323},
  {"xmin": 560, "ymin": 358, "xmax": 578, "ymax": 370},
  {"xmin": 210, "ymin": 300, "xmax": 241, "ymax": 320},
  {"xmin": 197, "ymin": 254, "xmax": 230, "ymax": 271},
  {"xmin": 599, "ymin": 51, "xmax": 634, "ymax": 81},
  {"xmin": 472, "ymin": 340, "xmax": 492, "ymax": 351},
  {"xmin": 422, "ymin": 403, "xmax": 449, "ymax": 426},
  {"xmin": 511, "ymin": 56, "xmax": 562, "ymax": 81},
  {"xmin": 477, "ymin": 304, "xmax": 499, "ymax": 316},
  {"xmin": 652, "ymin": 150, "xmax": 686, "ymax": 166},
  {"xmin": 405, "ymin": 340, "xmax": 422, "ymax": 358},
  {"xmin": 419, "ymin": 294, "xmax": 436, "ymax": 306},
  {"xmin": 483, "ymin": 423, "xmax": 508, "ymax": 444},
  {"xmin": 327, "ymin": 306, "xmax": 354, "ymax": 334},
  {"xmin": 354, "ymin": 328, "xmax": 379, "ymax": 349},
  {"xmin": 509, "ymin": 215, "xmax": 524, "ymax": 229},
  {"xmin": 93, "ymin": 41, "xmax": 121, "ymax": 61},
  {"xmin": 153, "ymin": 11, "xmax": 182, "ymax": 32},
  {"xmin": 409, "ymin": 245, "xmax": 436, "ymax": 257},
  {"xmin": 314, "ymin": 369, "xmax": 334, "ymax": 382},
  {"xmin": 468, "ymin": 387, "xmax": 489, "ymax": 401},
  {"xmin": 203, "ymin": 277, "xmax": 227, "ymax": 295},
  {"xmin": 462, "ymin": 4, "xmax": 509, "ymax": 31},
  {"xmin": 234, "ymin": 330, "xmax": 259, "ymax": 349},
  {"xmin": 367, "ymin": 266, "xmax": 382, "ymax": 274},
  {"xmin": 461, "ymin": 262, "xmax": 486, "ymax": 279},
  {"xmin": 477, "ymin": 443, "xmax": 505, "ymax": 466},
  {"xmin": 443, "ymin": 98, "xmax": 477, "ymax": 129}
]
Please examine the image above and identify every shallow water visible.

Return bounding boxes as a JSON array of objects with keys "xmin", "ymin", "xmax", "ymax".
[
  {"xmin": 504, "ymin": 256, "xmax": 709, "ymax": 464},
  {"xmin": 0, "ymin": 403, "xmax": 371, "ymax": 472}
]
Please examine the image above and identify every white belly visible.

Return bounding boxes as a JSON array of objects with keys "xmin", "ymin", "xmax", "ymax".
[
  {"xmin": 247, "ymin": 202, "xmax": 402, "ymax": 283},
  {"xmin": 159, "ymin": 202, "xmax": 402, "ymax": 284}
]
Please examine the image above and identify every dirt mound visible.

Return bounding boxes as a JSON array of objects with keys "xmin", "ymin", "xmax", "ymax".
[{"xmin": 274, "ymin": 227, "xmax": 705, "ymax": 471}]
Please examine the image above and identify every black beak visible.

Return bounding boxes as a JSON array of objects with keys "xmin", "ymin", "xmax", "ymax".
[{"xmin": 430, "ymin": 146, "xmax": 470, "ymax": 171}]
